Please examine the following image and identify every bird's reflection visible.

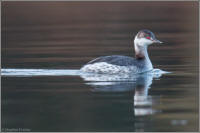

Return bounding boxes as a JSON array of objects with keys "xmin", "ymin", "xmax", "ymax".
[{"xmin": 80, "ymin": 71, "xmax": 163, "ymax": 116}]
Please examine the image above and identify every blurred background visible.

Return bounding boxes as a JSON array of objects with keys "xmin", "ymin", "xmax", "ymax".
[
  {"xmin": 1, "ymin": 1, "xmax": 198, "ymax": 69},
  {"xmin": 1, "ymin": 1, "xmax": 199, "ymax": 132}
]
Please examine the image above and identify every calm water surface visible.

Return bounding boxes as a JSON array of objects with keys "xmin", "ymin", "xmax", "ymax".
[{"xmin": 1, "ymin": 1, "xmax": 199, "ymax": 132}]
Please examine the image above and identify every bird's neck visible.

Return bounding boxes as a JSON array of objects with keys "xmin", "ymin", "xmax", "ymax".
[
  {"xmin": 134, "ymin": 43, "xmax": 148, "ymax": 59},
  {"xmin": 134, "ymin": 43, "xmax": 153, "ymax": 68}
]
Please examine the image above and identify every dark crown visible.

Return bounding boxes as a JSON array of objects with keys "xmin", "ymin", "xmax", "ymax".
[{"xmin": 137, "ymin": 29, "xmax": 155, "ymax": 39}]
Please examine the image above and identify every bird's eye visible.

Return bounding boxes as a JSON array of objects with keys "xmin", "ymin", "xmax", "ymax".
[{"xmin": 146, "ymin": 36, "xmax": 151, "ymax": 40}]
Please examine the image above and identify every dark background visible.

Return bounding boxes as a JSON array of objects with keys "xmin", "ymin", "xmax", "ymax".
[
  {"xmin": 2, "ymin": 1, "xmax": 198, "ymax": 69},
  {"xmin": 1, "ymin": 1, "xmax": 199, "ymax": 132}
]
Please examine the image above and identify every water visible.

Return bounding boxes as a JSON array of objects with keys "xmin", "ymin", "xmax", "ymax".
[
  {"xmin": 1, "ymin": 69, "xmax": 80, "ymax": 77},
  {"xmin": 1, "ymin": 1, "xmax": 199, "ymax": 132}
]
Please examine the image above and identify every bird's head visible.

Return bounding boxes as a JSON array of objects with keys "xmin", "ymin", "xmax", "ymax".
[{"xmin": 134, "ymin": 29, "xmax": 162, "ymax": 47}]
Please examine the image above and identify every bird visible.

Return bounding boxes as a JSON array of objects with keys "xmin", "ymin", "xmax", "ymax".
[{"xmin": 80, "ymin": 29, "xmax": 162, "ymax": 74}]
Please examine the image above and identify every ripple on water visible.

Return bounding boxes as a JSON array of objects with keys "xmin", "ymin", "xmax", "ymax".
[{"xmin": 1, "ymin": 68, "xmax": 170, "ymax": 80}]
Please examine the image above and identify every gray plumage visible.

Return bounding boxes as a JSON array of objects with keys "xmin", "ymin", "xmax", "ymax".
[
  {"xmin": 80, "ymin": 29, "xmax": 162, "ymax": 74},
  {"xmin": 87, "ymin": 55, "xmax": 145, "ymax": 68}
]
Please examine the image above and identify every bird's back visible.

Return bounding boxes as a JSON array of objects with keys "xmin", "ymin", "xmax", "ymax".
[{"xmin": 81, "ymin": 55, "xmax": 148, "ymax": 74}]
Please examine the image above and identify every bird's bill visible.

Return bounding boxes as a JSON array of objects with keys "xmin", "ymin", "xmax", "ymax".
[{"xmin": 153, "ymin": 39, "xmax": 163, "ymax": 44}]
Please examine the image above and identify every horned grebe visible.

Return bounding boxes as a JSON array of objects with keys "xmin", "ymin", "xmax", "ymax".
[{"xmin": 80, "ymin": 29, "xmax": 162, "ymax": 74}]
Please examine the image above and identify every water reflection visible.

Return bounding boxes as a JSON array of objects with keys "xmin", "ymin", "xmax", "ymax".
[{"xmin": 80, "ymin": 70, "xmax": 163, "ymax": 116}]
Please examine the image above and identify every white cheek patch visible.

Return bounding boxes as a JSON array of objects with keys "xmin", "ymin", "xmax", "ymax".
[{"xmin": 134, "ymin": 38, "xmax": 152, "ymax": 46}]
